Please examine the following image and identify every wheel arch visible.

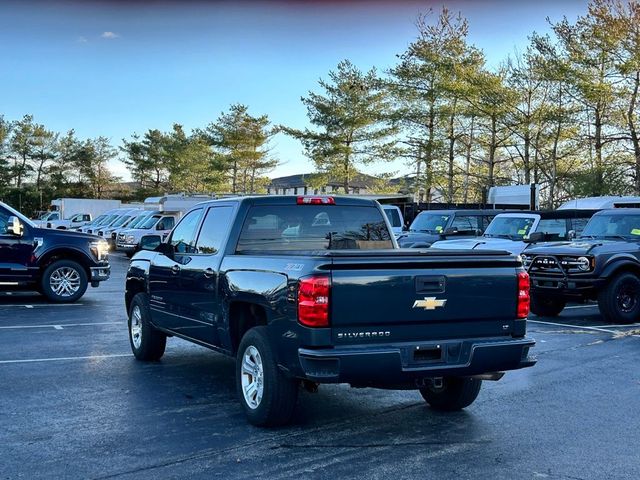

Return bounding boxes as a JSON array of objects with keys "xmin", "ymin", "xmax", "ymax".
[
  {"xmin": 228, "ymin": 301, "xmax": 268, "ymax": 355},
  {"xmin": 601, "ymin": 259, "xmax": 640, "ymax": 281},
  {"xmin": 39, "ymin": 248, "xmax": 93, "ymax": 279}
]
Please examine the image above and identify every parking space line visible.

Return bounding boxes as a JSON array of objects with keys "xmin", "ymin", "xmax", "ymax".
[
  {"xmin": 0, "ymin": 353, "xmax": 131, "ymax": 364},
  {"xmin": 0, "ymin": 303, "xmax": 84, "ymax": 308},
  {"xmin": 0, "ymin": 322, "xmax": 121, "ymax": 330},
  {"xmin": 528, "ymin": 319, "xmax": 618, "ymax": 334}
]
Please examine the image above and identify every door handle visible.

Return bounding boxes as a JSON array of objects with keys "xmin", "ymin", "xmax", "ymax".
[
  {"xmin": 171, "ymin": 264, "xmax": 181, "ymax": 275},
  {"xmin": 203, "ymin": 268, "xmax": 214, "ymax": 278}
]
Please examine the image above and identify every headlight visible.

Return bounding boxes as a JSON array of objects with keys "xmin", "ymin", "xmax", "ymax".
[
  {"xmin": 577, "ymin": 256, "xmax": 591, "ymax": 271},
  {"xmin": 90, "ymin": 240, "xmax": 110, "ymax": 260},
  {"xmin": 559, "ymin": 255, "xmax": 594, "ymax": 272},
  {"xmin": 126, "ymin": 235, "xmax": 135, "ymax": 243}
]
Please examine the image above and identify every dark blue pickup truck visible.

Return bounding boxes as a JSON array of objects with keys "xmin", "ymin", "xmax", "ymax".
[{"xmin": 125, "ymin": 196, "xmax": 535, "ymax": 426}]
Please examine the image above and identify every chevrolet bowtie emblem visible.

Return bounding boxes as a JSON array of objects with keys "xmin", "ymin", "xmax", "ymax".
[{"xmin": 412, "ymin": 297, "xmax": 447, "ymax": 310}]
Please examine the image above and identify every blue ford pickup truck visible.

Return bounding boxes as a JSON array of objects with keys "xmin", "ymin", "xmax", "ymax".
[{"xmin": 125, "ymin": 196, "xmax": 535, "ymax": 426}]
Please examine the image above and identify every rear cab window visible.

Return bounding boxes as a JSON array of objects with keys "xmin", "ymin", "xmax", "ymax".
[{"xmin": 236, "ymin": 204, "xmax": 393, "ymax": 253}]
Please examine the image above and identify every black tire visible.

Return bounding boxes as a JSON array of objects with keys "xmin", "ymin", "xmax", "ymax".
[
  {"xmin": 597, "ymin": 272, "xmax": 640, "ymax": 324},
  {"xmin": 530, "ymin": 295, "xmax": 566, "ymax": 317},
  {"xmin": 419, "ymin": 377, "xmax": 482, "ymax": 411},
  {"xmin": 236, "ymin": 326, "xmax": 298, "ymax": 427},
  {"xmin": 40, "ymin": 260, "xmax": 88, "ymax": 303},
  {"xmin": 128, "ymin": 293, "xmax": 166, "ymax": 361}
]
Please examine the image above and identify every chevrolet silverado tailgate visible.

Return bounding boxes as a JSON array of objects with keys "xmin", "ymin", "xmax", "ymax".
[{"xmin": 328, "ymin": 249, "xmax": 522, "ymax": 341}]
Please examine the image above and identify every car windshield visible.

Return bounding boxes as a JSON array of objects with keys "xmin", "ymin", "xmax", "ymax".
[
  {"xmin": 95, "ymin": 214, "xmax": 117, "ymax": 226},
  {"xmin": 484, "ymin": 216, "xmax": 536, "ymax": 240},
  {"xmin": 125, "ymin": 214, "xmax": 149, "ymax": 228},
  {"xmin": 88, "ymin": 214, "xmax": 105, "ymax": 225},
  {"xmin": 2, "ymin": 202, "xmax": 36, "ymax": 228},
  {"xmin": 237, "ymin": 205, "xmax": 393, "ymax": 252},
  {"xmin": 580, "ymin": 214, "xmax": 640, "ymax": 239},
  {"xmin": 111, "ymin": 214, "xmax": 133, "ymax": 228},
  {"xmin": 140, "ymin": 215, "xmax": 161, "ymax": 229},
  {"xmin": 409, "ymin": 213, "xmax": 450, "ymax": 233}
]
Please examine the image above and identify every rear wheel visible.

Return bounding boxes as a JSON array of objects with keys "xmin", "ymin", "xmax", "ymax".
[
  {"xmin": 128, "ymin": 293, "xmax": 166, "ymax": 361},
  {"xmin": 41, "ymin": 260, "xmax": 88, "ymax": 303},
  {"xmin": 419, "ymin": 377, "xmax": 482, "ymax": 411},
  {"xmin": 598, "ymin": 272, "xmax": 640, "ymax": 324},
  {"xmin": 236, "ymin": 327, "xmax": 298, "ymax": 427},
  {"xmin": 530, "ymin": 295, "xmax": 566, "ymax": 317}
]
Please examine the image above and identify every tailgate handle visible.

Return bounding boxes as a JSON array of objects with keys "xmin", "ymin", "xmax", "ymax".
[{"xmin": 416, "ymin": 276, "xmax": 446, "ymax": 294}]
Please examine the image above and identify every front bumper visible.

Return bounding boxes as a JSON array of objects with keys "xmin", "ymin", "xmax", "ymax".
[
  {"xmin": 298, "ymin": 336, "xmax": 535, "ymax": 386},
  {"xmin": 530, "ymin": 274, "xmax": 604, "ymax": 297},
  {"xmin": 90, "ymin": 265, "xmax": 111, "ymax": 283},
  {"xmin": 116, "ymin": 243, "xmax": 137, "ymax": 252}
]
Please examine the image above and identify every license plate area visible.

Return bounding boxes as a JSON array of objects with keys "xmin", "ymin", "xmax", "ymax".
[{"xmin": 413, "ymin": 345, "xmax": 443, "ymax": 363}]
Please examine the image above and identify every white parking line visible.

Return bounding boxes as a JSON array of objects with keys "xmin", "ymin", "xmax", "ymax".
[
  {"xmin": 0, "ymin": 303, "xmax": 84, "ymax": 308},
  {"xmin": 0, "ymin": 353, "xmax": 131, "ymax": 365},
  {"xmin": 528, "ymin": 319, "xmax": 618, "ymax": 334},
  {"xmin": 0, "ymin": 322, "xmax": 120, "ymax": 330}
]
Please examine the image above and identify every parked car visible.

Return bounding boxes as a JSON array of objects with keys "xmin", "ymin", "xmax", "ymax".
[
  {"xmin": 125, "ymin": 195, "xmax": 535, "ymax": 427},
  {"xmin": 0, "ymin": 201, "xmax": 110, "ymax": 302},
  {"xmin": 116, "ymin": 213, "xmax": 176, "ymax": 257},
  {"xmin": 381, "ymin": 204, "xmax": 404, "ymax": 237},
  {"xmin": 106, "ymin": 211, "xmax": 155, "ymax": 249},
  {"xmin": 397, "ymin": 209, "xmax": 499, "ymax": 248},
  {"xmin": 430, "ymin": 210, "xmax": 598, "ymax": 255},
  {"xmin": 32, "ymin": 211, "xmax": 60, "ymax": 228},
  {"xmin": 96, "ymin": 209, "xmax": 142, "ymax": 243},
  {"xmin": 522, "ymin": 208, "xmax": 640, "ymax": 322}
]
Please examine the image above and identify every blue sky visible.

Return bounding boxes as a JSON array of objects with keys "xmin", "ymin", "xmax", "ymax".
[{"xmin": 0, "ymin": 0, "xmax": 588, "ymax": 181}]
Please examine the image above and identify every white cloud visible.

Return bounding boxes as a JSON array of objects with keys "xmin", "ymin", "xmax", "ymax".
[
  {"xmin": 101, "ymin": 31, "xmax": 120, "ymax": 39},
  {"xmin": 77, "ymin": 36, "xmax": 88, "ymax": 43}
]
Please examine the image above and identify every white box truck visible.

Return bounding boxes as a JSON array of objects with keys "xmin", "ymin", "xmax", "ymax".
[{"xmin": 41, "ymin": 198, "xmax": 122, "ymax": 229}]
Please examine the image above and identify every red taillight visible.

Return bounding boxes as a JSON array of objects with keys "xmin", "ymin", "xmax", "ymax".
[
  {"xmin": 296, "ymin": 196, "xmax": 335, "ymax": 205},
  {"xmin": 298, "ymin": 275, "xmax": 330, "ymax": 327},
  {"xmin": 517, "ymin": 271, "xmax": 530, "ymax": 319}
]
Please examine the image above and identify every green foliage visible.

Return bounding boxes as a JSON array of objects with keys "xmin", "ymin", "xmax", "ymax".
[{"xmin": 281, "ymin": 60, "xmax": 399, "ymax": 193}]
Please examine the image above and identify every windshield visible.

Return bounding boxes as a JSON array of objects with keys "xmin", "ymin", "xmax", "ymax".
[
  {"xmin": 124, "ymin": 214, "xmax": 148, "ymax": 228},
  {"xmin": 484, "ymin": 216, "xmax": 536, "ymax": 240},
  {"xmin": 2, "ymin": 202, "xmax": 36, "ymax": 228},
  {"xmin": 580, "ymin": 214, "xmax": 640, "ymax": 239},
  {"xmin": 96, "ymin": 214, "xmax": 118, "ymax": 226},
  {"xmin": 237, "ymin": 205, "xmax": 393, "ymax": 252},
  {"xmin": 40, "ymin": 212, "xmax": 58, "ymax": 221},
  {"xmin": 140, "ymin": 215, "xmax": 161, "ymax": 229},
  {"xmin": 87, "ymin": 214, "xmax": 106, "ymax": 225},
  {"xmin": 409, "ymin": 213, "xmax": 450, "ymax": 233},
  {"xmin": 111, "ymin": 214, "xmax": 133, "ymax": 228}
]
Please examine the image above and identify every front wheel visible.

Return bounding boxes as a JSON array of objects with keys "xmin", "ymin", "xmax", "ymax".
[
  {"xmin": 530, "ymin": 295, "xmax": 566, "ymax": 317},
  {"xmin": 128, "ymin": 293, "xmax": 166, "ymax": 361},
  {"xmin": 598, "ymin": 272, "xmax": 640, "ymax": 324},
  {"xmin": 419, "ymin": 377, "xmax": 482, "ymax": 411},
  {"xmin": 41, "ymin": 260, "xmax": 88, "ymax": 303},
  {"xmin": 236, "ymin": 327, "xmax": 298, "ymax": 427}
]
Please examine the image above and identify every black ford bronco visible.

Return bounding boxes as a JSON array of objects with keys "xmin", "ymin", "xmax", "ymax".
[
  {"xmin": 0, "ymin": 201, "xmax": 111, "ymax": 302},
  {"xmin": 522, "ymin": 208, "xmax": 640, "ymax": 323},
  {"xmin": 125, "ymin": 195, "xmax": 536, "ymax": 427}
]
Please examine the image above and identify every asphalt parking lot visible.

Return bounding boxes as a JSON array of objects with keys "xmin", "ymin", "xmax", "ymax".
[{"xmin": 1, "ymin": 254, "xmax": 639, "ymax": 480}]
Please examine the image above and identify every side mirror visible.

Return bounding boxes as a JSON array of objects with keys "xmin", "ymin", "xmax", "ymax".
[
  {"xmin": 567, "ymin": 230, "xmax": 576, "ymax": 240},
  {"xmin": 443, "ymin": 227, "xmax": 458, "ymax": 235},
  {"xmin": 7, "ymin": 216, "xmax": 23, "ymax": 236},
  {"xmin": 139, "ymin": 234, "xmax": 163, "ymax": 252},
  {"xmin": 525, "ymin": 232, "xmax": 545, "ymax": 243}
]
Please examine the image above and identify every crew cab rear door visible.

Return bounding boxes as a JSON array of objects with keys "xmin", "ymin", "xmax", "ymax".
[{"xmin": 329, "ymin": 250, "xmax": 521, "ymax": 342}]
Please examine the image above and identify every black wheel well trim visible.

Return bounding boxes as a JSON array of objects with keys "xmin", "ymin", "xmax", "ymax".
[
  {"xmin": 39, "ymin": 248, "xmax": 94, "ymax": 278},
  {"xmin": 228, "ymin": 301, "xmax": 270, "ymax": 355},
  {"xmin": 601, "ymin": 260, "xmax": 640, "ymax": 280},
  {"xmin": 125, "ymin": 277, "xmax": 148, "ymax": 313}
]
